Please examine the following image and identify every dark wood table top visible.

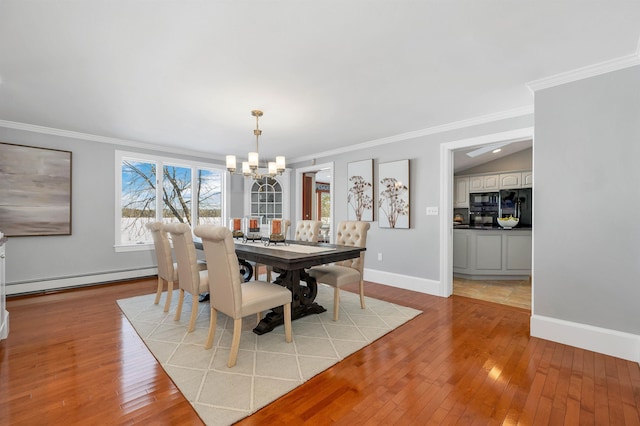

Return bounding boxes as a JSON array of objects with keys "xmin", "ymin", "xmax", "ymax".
[{"xmin": 195, "ymin": 239, "xmax": 365, "ymax": 271}]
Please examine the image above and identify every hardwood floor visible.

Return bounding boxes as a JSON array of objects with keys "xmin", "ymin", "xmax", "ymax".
[{"xmin": 1, "ymin": 278, "xmax": 639, "ymax": 425}]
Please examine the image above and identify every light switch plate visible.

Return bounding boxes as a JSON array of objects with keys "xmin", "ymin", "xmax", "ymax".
[{"xmin": 426, "ymin": 206, "xmax": 439, "ymax": 215}]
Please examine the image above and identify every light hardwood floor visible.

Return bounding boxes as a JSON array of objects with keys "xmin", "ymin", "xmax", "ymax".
[
  {"xmin": 453, "ymin": 276, "xmax": 532, "ymax": 310},
  {"xmin": 1, "ymin": 278, "xmax": 638, "ymax": 424}
]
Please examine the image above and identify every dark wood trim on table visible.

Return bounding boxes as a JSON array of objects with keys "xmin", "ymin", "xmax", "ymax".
[{"xmin": 1, "ymin": 278, "xmax": 639, "ymax": 424}]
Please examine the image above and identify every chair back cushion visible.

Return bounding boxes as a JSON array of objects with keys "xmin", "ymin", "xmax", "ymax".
[
  {"xmin": 146, "ymin": 222, "xmax": 177, "ymax": 281},
  {"xmin": 294, "ymin": 220, "xmax": 322, "ymax": 242},
  {"xmin": 194, "ymin": 226, "xmax": 243, "ymax": 318},
  {"xmin": 335, "ymin": 221, "xmax": 370, "ymax": 271},
  {"xmin": 164, "ymin": 223, "xmax": 206, "ymax": 294}
]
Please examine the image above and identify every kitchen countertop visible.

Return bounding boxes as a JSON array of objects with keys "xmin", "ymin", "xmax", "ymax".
[{"xmin": 453, "ymin": 224, "xmax": 532, "ymax": 230}]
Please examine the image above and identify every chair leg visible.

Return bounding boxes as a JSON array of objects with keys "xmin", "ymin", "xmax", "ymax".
[
  {"xmin": 283, "ymin": 303, "xmax": 292, "ymax": 343},
  {"xmin": 205, "ymin": 307, "xmax": 217, "ymax": 349},
  {"xmin": 187, "ymin": 295, "xmax": 198, "ymax": 332},
  {"xmin": 255, "ymin": 263, "xmax": 261, "ymax": 281},
  {"xmin": 174, "ymin": 289, "xmax": 185, "ymax": 321},
  {"xmin": 164, "ymin": 280, "xmax": 175, "ymax": 313},
  {"xmin": 359, "ymin": 279, "xmax": 366, "ymax": 309},
  {"xmin": 228, "ymin": 318, "xmax": 243, "ymax": 367},
  {"xmin": 266, "ymin": 266, "xmax": 272, "ymax": 282},
  {"xmin": 154, "ymin": 277, "xmax": 163, "ymax": 305},
  {"xmin": 333, "ymin": 287, "xmax": 340, "ymax": 321}
]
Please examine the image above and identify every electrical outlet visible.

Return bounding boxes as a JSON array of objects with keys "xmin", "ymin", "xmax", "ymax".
[
  {"xmin": 378, "ymin": 252, "xmax": 383, "ymax": 261},
  {"xmin": 426, "ymin": 206, "xmax": 439, "ymax": 215}
]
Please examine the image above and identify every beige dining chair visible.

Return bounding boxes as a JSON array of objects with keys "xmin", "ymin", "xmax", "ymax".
[
  {"xmin": 265, "ymin": 219, "xmax": 323, "ymax": 285},
  {"xmin": 164, "ymin": 223, "xmax": 209, "ymax": 332},
  {"xmin": 294, "ymin": 220, "xmax": 323, "ymax": 243},
  {"xmin": 308, "ymin": 221, "xmax": 370, "ymax": 321},
  {"xmin": 194, "ymin": 225, "xmax": 292, "ymax": 368},
  {"xmin": 146, "ymin": 222, "xmax": 178, "ymax": 312}
]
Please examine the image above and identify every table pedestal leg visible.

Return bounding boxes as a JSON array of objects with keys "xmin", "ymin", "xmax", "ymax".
[{"xmin": 253, "ymin": 268, "xmax": 326, "ymax": 335}]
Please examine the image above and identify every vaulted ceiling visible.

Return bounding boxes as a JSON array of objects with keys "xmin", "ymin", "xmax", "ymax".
[{"xmin": 0, "ymin": 1, "xmax": 638, "ymax": 162}]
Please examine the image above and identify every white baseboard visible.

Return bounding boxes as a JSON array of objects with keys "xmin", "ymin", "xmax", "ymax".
[
  {"xmin": 363, "ymin": 268, "xmax": 443, "ymax": 296},
  {"xmin": 6, "ymin": 268, "xmax": 157, "ymax": 296},
  {"xmin": 531, "ymin": 314, "xmax": 640, "ymax": 364}
]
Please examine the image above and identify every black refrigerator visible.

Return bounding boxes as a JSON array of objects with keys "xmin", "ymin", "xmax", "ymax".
[{"xmin": 499, "ymin": 188, "xmax": 532, "ymax": 226}]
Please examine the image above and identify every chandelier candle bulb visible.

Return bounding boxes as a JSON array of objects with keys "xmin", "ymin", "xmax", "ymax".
[
  {"xmin": 226, "ymin": 155, "xmax": 237, "ymax": 173},
  {"xmin": 248, "ymin": 152, "xmax": 259, "ymax": 170},
  {"xmin": 268, "ymin": 162, "xmax": 277, "ymax": 176},
  {"xmin": 242, "ymin": 162, "xmax": 251, "ymax": 176},
  {"xmin": 276, "ymin": 156, "xmax": 286, "ymax": 172}
]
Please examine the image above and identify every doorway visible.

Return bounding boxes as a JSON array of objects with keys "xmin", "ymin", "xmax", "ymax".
[
  {"xmin": 295, "ymin": 162, "xmax": 334, "ymax": 242},
  {"xmin": 451, "ymin": 140, "xmax": 533, "ymax": 309},
  {"xmin": 439, "ymin": 128, "xmax": 534, "ymax": 304}
]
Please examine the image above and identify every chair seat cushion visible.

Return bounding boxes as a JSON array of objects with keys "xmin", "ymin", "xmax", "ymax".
[
  {"xmin": 308, "ymin": 265, "xmax": 360, "ymax": 288},
  {"xmin": 240, "ymin": 282, "xmax": 292, "ymax": 317}
]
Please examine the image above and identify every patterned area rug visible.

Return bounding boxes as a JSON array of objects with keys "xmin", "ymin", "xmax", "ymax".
[{"xmin": 117, "ymin": 283, "xmax": 421, "ymax": 425}]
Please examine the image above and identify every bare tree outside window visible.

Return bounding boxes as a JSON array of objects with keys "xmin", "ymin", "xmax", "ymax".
[
  {"xmin": 121, "ymin": 160, "xmax": 157, "ymax": 243},
  {"xmin": 120, "ymin": 160, "xmax": 222, "ymax": 244}
]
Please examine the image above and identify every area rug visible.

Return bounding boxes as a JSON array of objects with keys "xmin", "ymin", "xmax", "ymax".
[{"xmin": 117, "ymin": 283, "xmax": 421, "ymax": 425}]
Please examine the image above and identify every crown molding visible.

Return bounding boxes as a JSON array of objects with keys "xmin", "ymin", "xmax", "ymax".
[
  {"xmin": 0, "ymin": 119, "xmax": 225, "ymax": 161},
  {"xmin": 527, "ymin": 52, "xmax": 640, "ymax": 93},
  {"xmin": 291, "ymin": 105, "xmax": 534, "ymax": 163}
]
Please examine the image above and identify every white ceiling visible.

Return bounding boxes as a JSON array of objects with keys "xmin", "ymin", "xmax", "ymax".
[{"xmin": 0, "ymin": 1, "xmax": 639, "ymax": 163}]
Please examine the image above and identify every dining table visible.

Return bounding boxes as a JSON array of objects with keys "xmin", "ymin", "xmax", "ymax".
[{"xmin": 195, "ymin": 238, "xmax": 365, "ymax": 335}]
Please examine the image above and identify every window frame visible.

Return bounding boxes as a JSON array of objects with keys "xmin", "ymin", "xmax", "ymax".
[{"xmin": 114, "ymin": 150, "xmax": 228, "ymax": 252}]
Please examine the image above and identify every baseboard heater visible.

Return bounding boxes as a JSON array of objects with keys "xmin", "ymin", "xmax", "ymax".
[{"xmin": 6, "ymin": 267, "xmax": 158, "ymax": 296}]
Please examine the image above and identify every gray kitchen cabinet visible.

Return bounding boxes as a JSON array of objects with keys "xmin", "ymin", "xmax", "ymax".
[
  {"xmin": 453, "ymin": 231, "xmax": 469, "ymax": 269},
  {"xmin": 453, "ymin": 228, "xmax": 531, "ymax": 279},
  {"xmin": 505, "ymin": 234, "xmax": 533, "ymax": 270},
  {"xmin": 475, "ymin": 234, "xmax": 503, "ymax": 270}
]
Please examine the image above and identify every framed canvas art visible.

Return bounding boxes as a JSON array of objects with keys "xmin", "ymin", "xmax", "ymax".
[
  {"xmin": 0, "ymin": 142, "xmax": 72, "ymax": 236},
  {"xmin": 378, "ymin": 159, "xmax": 409, "ymax": 229},
  {"xmin": 347, "ymin": 159, "xmax": 373, "ymax": 221}
]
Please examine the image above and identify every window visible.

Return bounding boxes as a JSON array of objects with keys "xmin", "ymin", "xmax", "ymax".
[
  {"xmin": 116, "ymin": 151, "xmax": 226, "ymax": 250},
  {"xmin": 249, "ymin": 177, "xmax": 283, "ymax": 224}
]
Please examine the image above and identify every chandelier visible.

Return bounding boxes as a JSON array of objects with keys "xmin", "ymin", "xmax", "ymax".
[{"xmin": 226, "ymin": 110, "xmax": 285, "ymax": 180}]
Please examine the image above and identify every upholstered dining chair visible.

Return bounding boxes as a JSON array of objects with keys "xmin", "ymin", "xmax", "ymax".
[
  {"xmin": 194, "ymin": 225, "xmax": 292, "ymax": 368},
  {"xmin": 146, "ymin": 222, "xmax": 178, "ymax": 313},
  {"xmin": 294, "ymin": 220, "xmax": 323, "ymax": 243},
  {"xmin": 163, "ymin": 223, "xmax": 210, "ymax": 332},
  {"xmin": 308, "ymin": 221, "xmax": 370, "ymax": 321}
]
